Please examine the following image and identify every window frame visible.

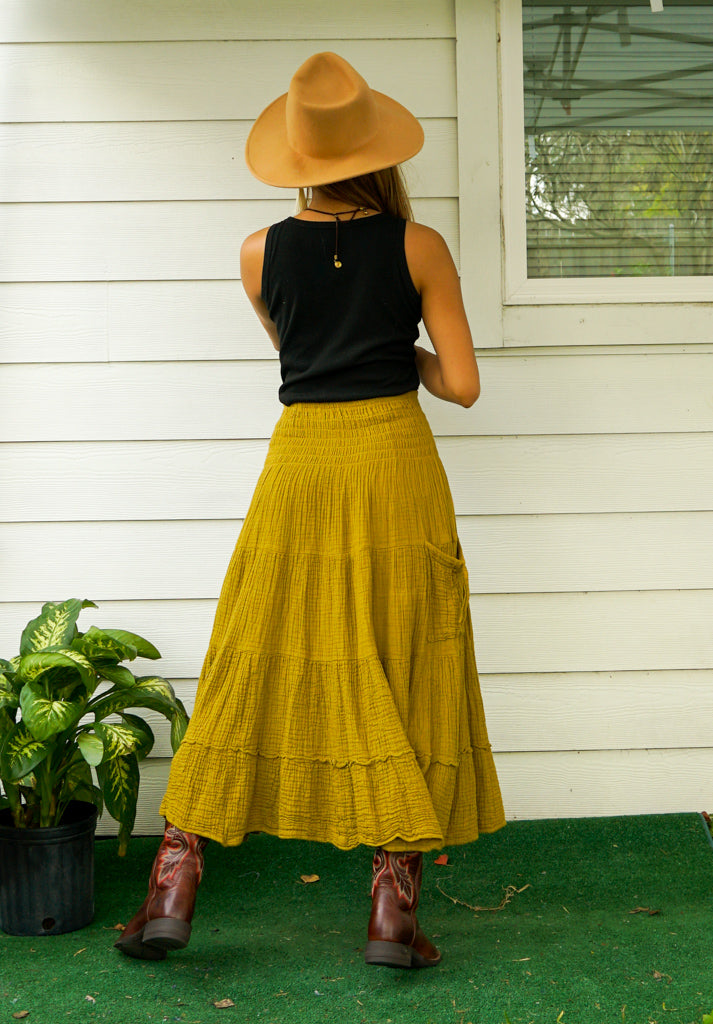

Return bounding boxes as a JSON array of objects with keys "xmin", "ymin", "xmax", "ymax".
[{"xmin": 500, "ymin": 0, "xmax": 713, "ymax": 306}]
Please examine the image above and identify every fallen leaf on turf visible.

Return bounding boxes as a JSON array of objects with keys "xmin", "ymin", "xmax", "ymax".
[
  {"xmin": 12, "ymin": 1013, "xmax": 30, "ymax": 1020},
  {"xmin": 85, "ymin": 996, "xmax": 96, "ymax": 1004},
  {"xmin": 434, "ymin": 854, "xmax": 449, "ymax": 865},
  {"xmin": 213, "ymin": 998, "xmax": 235, "ymax": 1009},
  {"xmin": 300, "ymin": 874, "xmax": 320, "ymax": 884},
  {"xmin": 110, "ymin": 922, "xmax": 125, "ymax": 931},
  {"xmin": 629, "ymin": 907, "xmax": 661, "ymax": 916}
]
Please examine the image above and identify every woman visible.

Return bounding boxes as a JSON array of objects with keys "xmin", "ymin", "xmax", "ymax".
[{"xmin": 116, "ymin": 51, "xmax": 505, "ymax": 969}]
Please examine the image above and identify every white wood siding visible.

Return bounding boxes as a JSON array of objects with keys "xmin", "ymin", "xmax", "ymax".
[{"xmin": 2, "ymin": 0, "xmax": 712, "ymax": 836}]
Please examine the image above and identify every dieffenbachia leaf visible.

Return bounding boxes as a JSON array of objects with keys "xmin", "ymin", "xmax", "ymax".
[
  {"xmin": 92, "ymin": 718, "xmax": 154, "ymax": 762},
  {"xmin": 19, "ymin": 599, "xmax": 96, "ymax": 656},
  {"xmin": 72, "ymin": 626, "xmax": 138, "ymax": 664},
  {"xmin": 96, "ymin": 752, "xmax": 139, "ymax": 855},
  {"xmin": 119, "ymin": 713, "xmax": 155, "ymax": 761},
  {"xmin": 0, "ymin": 720, "xmax": 51, "ymax": 781},
  {"xmin": 170, "ymin": 706, "xmax": 190, "ymax": 752},
  {"xmin": 0, "ymin": 659, "xmax": 17, "ymax": 678},
  {"xmin": 77, "ymin": 730, "xmax": 104, "ymax": 767},
  {"xmin": 18, "ymin": 649, "xmax": 96, "ymax": 694},
  {"xmin": 62, "ymin": 754, "xmax": 103, "ymax": 813},
  {"xmin": 94, "ymin": 663, "xmax": 136, "ymax": 688},
  {"xmin": 0, "ymin": 708, "xmax": 16, "ymax": 742},
  {"xmin": 89, "ymin": 674, "xmax": 183, "ymax": 722},
  {"xmin": 19, "ymin": 678, "xmax": 85, "ymax": 741},
  {"xmin": 92, "ymin": 629, "xmax": 161, "ymax": 660},
  {"xmin": 0, "ymin": 674, "xmax": 19, "ymax": 712}
]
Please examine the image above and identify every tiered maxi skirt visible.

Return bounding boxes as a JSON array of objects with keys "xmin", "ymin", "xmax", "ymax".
[{"xmin": 161, "ymin": 391, "xmax": 505, "ymax": 851}]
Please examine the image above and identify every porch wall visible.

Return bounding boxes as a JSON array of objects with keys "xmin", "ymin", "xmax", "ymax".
[{"xmin": 2, "ymin": 0, "xmax": 712, "ymax": 834}]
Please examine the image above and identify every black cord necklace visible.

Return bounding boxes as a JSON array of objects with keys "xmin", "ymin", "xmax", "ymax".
[{"xmin": 307, "ymin": 205, "xmax": 369, "ymax": 269}]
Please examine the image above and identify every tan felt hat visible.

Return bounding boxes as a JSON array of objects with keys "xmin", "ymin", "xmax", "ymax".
[{"xmin": 245, "ymin": 52, "xmax": 424, "ymax": 188}]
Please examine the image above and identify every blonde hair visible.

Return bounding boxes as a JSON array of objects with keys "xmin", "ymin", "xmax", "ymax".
[{"xmin": 297, "ymin": 166, "xmax": 414, "ymax": 221}]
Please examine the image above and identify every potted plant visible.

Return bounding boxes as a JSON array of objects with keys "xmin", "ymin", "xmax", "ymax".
[{"xmin": 0, "ymin": 598, "xmax": 188, "ymax": 936}]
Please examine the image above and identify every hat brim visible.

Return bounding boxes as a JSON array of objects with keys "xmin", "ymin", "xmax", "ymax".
[{"xmin": 245, "ymin": 90, "xmax": 424, "ymax": 188}]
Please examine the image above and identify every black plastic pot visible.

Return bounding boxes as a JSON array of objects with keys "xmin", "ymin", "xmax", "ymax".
[{"xmin": 0, "ymin": 800, "xmax": 99, "ymax": 936}]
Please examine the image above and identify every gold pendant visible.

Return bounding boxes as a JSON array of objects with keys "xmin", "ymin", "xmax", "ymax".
[{"xmin": 334, "ymin": 257, "xmax": 342, "ymax": 269}]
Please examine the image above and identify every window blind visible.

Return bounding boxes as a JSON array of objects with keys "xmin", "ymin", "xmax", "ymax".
[{"xmin": 522, "ymin": 0, "xmax": 713, "ymax": 278}]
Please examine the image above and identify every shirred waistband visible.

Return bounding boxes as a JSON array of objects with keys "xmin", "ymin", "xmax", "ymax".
[{"xmin": 267, "ymin": 390, "xmax": 438, "ymax": 461}]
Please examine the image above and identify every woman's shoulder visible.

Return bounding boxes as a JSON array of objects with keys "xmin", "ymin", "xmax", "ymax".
[
  {"xmin": 241, "ymin": 219, "xmax": 292, "ymax": 276},
  {"xmin": 241, "ymin": 214, "xmax": 304, "ymax": 258},
  {"xmin": 239, "ymin": 226, "xmax": 272, "ymax": 295},
  {"xmin": 404, "ymin": 221, "xmax": 456, "ymax": 292},
  {"xmin": 405, "ymin": 220, "xmax": 449, "ymax": 250},
  {"xmin": 240, "ymin": 225, "xmax": 271, "ymax": 258}
]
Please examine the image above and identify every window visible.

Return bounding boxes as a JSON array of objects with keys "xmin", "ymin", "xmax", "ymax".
[{"xmin": 502, "ymin": 0, "xmax": 713, "ymax": 302}]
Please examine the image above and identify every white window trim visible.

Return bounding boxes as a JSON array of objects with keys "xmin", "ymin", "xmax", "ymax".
[
  {"xmin": 455, "ymin": 0, "xmax": 505, "ymax": 347},
  {"xmin": 500, "ymin": 0, "xmax": 713, "ymax": 306}
]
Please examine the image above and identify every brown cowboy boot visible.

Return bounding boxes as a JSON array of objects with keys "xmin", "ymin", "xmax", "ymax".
[
  {"xmin": 364, "ymin": 848, "xmax": 442, "ymax": 968},
  {"xmin": 114, "ymin": 822, "xmax": 208, "ymax": 960}
]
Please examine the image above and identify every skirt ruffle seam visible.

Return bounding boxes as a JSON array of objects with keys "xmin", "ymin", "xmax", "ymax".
[{"xmin": 173, "ymin": 740, "xmax": 491, "ymax": 768}]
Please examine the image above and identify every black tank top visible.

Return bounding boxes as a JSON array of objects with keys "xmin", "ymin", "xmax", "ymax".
[{"xmin": 261, "ymin": 213, "xmax": 422, "ymax": 405}]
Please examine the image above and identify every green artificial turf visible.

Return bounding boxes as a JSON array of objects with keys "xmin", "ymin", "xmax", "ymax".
[{"xmin": 2, "ymin": 814, "xmax": 712, "ymax": 1024}]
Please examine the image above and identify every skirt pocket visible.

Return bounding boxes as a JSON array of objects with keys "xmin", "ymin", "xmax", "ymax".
[{"xmin": 424, "ymin": 540, "xmax": 470, "ymax": 643}]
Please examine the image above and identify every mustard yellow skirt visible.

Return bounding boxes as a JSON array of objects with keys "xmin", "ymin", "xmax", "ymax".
[{"xmin": 160, "ymin": 391, "xmax": 505, "ymax": 850}]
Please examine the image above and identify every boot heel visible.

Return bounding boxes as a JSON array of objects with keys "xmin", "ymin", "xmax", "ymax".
[
  {"xmin": 114, "ymin": 929, "xmax": 168, "ymax": 961},
  {"xmin": 143, "ymin": 917, "xmax": 192, "ymax": 950},
  {"xmin": 364, "ymin": 939, "xmax": 413, "ymax": 968}
]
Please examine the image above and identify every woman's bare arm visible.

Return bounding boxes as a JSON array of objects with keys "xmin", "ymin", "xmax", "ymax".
[
  {"xmin": 240, "ymin": 228, "xmax": 281, "ymax": 351},
  {"xmin": 404, "ymin": 221, "xmax": 480, "ymax": 407}
]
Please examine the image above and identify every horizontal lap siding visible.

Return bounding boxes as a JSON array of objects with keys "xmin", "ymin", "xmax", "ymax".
[
  {"xmin": 3, "ymin": 0, "xmax": 711, "ymax": 835},
  {"xmin": 0, "ymin": 199, "xmax": 459, "ymax": 281},
  {"xmin": 0, "ymin": 41, "xmax": 455, "ymax": 121},
  {"xmin": 4, "ymin": 513, "xmax": 713, "ymax": 599},
  {"xmin": 5, "ymin": 354, "xmax": 713, "ymax": 436},
  {"xmin": 0, "ymin": 120, "xmax": 458, "ymax": 202},
  {"xmin": 0, "ymin": 0, "xmax": 456, "ymax": 41},
  {"xmin": 3, "ymin": 593, "xmax": 713, "ymax": 679},
  {"xmin": 4, "ymin": 435, "xmax": 712, "ymax": 520},
  {"xmin": 4, "ymin": 284, "xmax": 713, "ymax": 362},
  {"xmin": 0, "ymin": 283, "xmax": 267, "ymax": 363}
]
